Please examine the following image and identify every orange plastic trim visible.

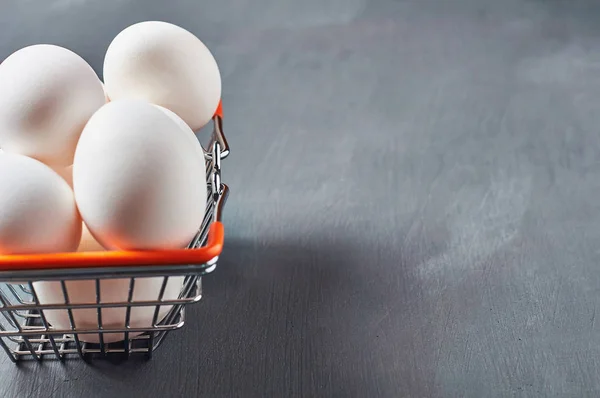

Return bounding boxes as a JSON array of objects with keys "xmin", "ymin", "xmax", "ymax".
[
  {"xmin": 214, "ymin": 100, "xmax": 223, "ymax": 118},
  {"xmin": 0, "ymin": 222, "xmax": 224, "ymax": 272}
]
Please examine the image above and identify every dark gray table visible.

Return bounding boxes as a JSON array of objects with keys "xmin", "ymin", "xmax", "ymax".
[{"xmin": 2, "ymin": 0, "xmax": 600, "ymax": 396}]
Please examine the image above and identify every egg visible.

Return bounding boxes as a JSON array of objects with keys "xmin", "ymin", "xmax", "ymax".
[
  {"xmin": 77, "ymin": 222, "xmax": 105, "ymax": 252},
  {"xmin": 48, "ymin": 165, "xmax": 105, "ymax": 251},
  {"xmin": 0, "ymin": 153, "xmax": 81, "ymax": 254},
  {"xmin": 100, "ymin": 81, "xmax": 110, "ymax": 103},
  {"xmin": 33, "ymin": 276, "xmax": 185, "ymax": 343},
  {"xmin": 72, "ymin": 99, "xmax": 207, "ymax": 250},
  {"xmin": 51, "ymin": 164, "xmax": 73, "ymax": 187},
  {"xmin": 0, "ymin": 44, "xmax": 105, "ymax": 166},
  {"xmin": 153, "ymin": 105, "xmax": 205, "ymax": 159},
  {"xmin": 103, "ymin": 21, "xmax": 221, "ymax": 130}
]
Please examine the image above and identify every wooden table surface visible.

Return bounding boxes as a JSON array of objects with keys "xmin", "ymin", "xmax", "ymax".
[{"xmin": 2, "ymin": 0, "xmax": 600, "ymax": 396}]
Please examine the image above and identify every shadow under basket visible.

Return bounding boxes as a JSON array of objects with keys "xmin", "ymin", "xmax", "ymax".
[{"xmin": 0, "ymin": 102, "xmax": 229, "ymax": 362}]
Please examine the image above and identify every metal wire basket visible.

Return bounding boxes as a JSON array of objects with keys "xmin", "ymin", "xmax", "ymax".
[{"xmin": 0, "ymin": 103, "xmax": 229, "ymax": 362}]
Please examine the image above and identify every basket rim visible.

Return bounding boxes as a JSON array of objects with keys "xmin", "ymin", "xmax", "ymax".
[{"xmin": 0, "ymin": 222, "xmax": 224, "ymax": 271}]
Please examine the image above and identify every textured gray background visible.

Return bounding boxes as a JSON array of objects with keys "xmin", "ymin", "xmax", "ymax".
[{"xmin": 2, "ymin": 0, "xmax": 600, "ymax": 397}]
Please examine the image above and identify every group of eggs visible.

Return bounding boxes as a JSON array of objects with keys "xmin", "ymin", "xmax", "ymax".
[
  {"xmin": 0, "ymin": 20, "xmax": 221, "ymax": 256},
  {"xmin": 0, "ymin": 21, "xmax": 222, "ymax": 342}
]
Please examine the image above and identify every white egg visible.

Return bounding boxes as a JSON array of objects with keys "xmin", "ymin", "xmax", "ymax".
[
  {"xmin": 100, "ymin": 81, "xmax": 110, "ymax": 103},
  {"xmin": 34, "ymin": 142, "xmax": 185, "ymax": 342},
  {"xmin": 0, "ymin": 45, "xmax": 105, "ymax": 166},
  {"xmin": 33, "ymin": 276, "xmax": 185, "ymax": 343},
  {"xmin": 51, "ymin": 164, "xmax": 73, "ymax": 188},
  {"xmin": 153, "ymin": 105, "xmax": 205, "ymax": 159},
  {"xmin": 77, "ymin": 222, "xmax": 106, "ymax": 252},
  {"xmin": 0, "ymin": 153, "xmax": 81, "ymax": 254},
  {"xmin": 73, "ymin": 99, "xmax": 207, "ymax": 250},
  {"xmin": 51, "ymin": 165, "xmax": 105, "ymax": 251},
  {"xmin": 103, "ymin": 21, "xmax": 221, "ymax": 130}
]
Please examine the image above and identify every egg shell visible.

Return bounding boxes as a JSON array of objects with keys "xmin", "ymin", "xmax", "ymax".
[
  {"xmin": 51, "ymin": 164, "xmax": 73, "ymax": 188},
  {"xmin": 0, "ymin": 44, "xmax": 105, "ymax": 166},
  {"xmin": 49, "ymin": 165, "xmax": 105, "ymax": 251},
  {"xmin": 153, "ymin": 105, "xmax": 205, "ymax": 159},
  {"xmin": 77, "ymin": 222, "xmax": 106, "ymax": 252},
  {"xmin": 33, "ymin": 276, "xmax": 185, "ymax": 343},
  {"xmin": 0, "ymin": 153, "xmax": 81, "ymax": 254},
  {"xmin": 100, "ymin": 81, "xmax": 110, "ymax": 103},
  {"xmin": 103, "ymin": 21, "xmax": 221, "ymax": 130},
  {"xmin": 72, "ymin": 99, "xmax": 207, "ymax": 250}
]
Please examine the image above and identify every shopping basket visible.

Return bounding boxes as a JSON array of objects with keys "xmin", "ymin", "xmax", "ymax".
[{"xmin": 0, "ymin": 101, "xmax": 229, "ymax": 362}]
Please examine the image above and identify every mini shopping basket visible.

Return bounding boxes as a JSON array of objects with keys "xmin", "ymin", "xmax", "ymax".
[{"xmin": 0, "ymin": 102, "xmax": 229, "ymax": 362}]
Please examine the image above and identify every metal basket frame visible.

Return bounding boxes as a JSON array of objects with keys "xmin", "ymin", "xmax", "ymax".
[{"xmin": 0, "ymin": 113, "xmax": 230, "ymax": 362}]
